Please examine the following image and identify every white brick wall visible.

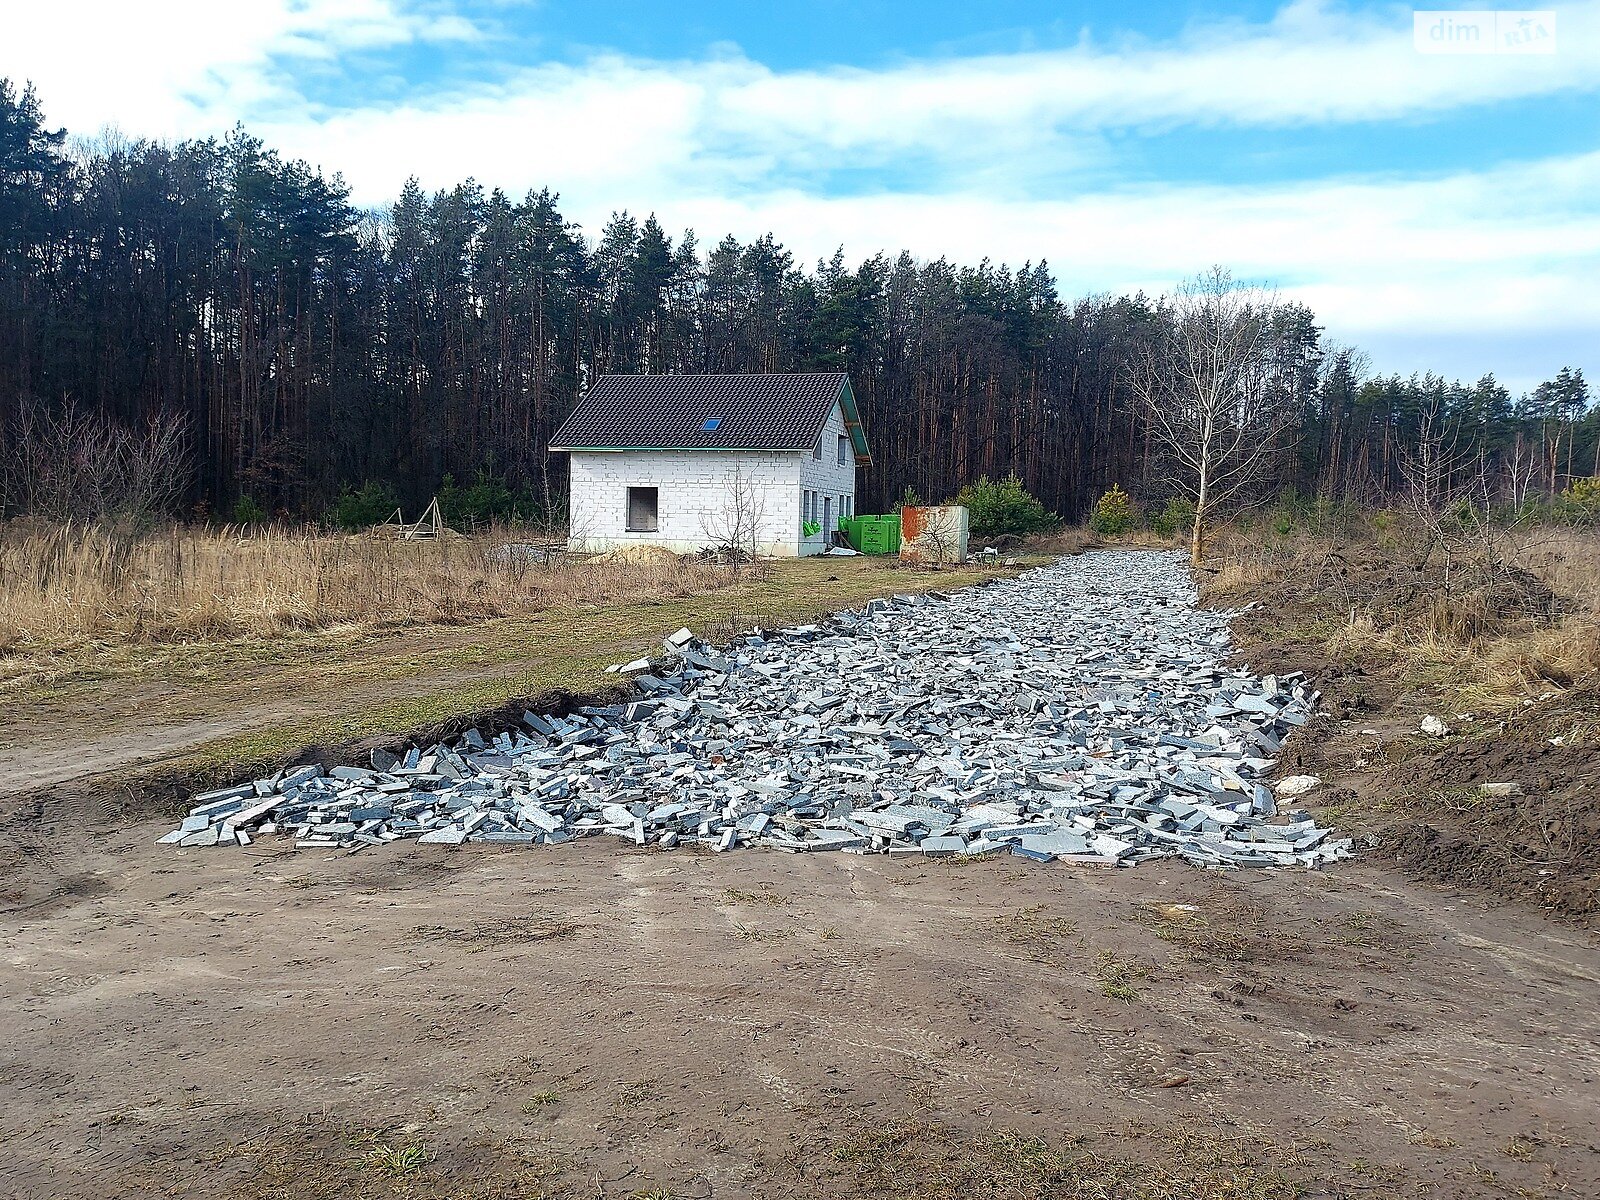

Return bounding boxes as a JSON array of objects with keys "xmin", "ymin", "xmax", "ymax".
[
  {"xmin": 798, "ymin": 403, "xmax": 859, "ymax": 554},
  {"xmin": 567, "ymin": 449, "xmax": 806, "ymax": 555}
]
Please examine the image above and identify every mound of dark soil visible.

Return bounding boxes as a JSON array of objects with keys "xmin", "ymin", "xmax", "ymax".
[
  {"xmin": 1381, "ymin": 737, "xmax": 1600, "ymax": 921},
  {"xmin": 1238, "ymin": 544, "xmax": 1559, "ymax": 644},
  {"xmin": 1217, "ymin": 539, "xmax": 1597, "ymax": 925}
]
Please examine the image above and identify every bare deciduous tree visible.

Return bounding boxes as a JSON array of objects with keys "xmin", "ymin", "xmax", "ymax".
[
  {"xmin": 700, "ymin": 462, "xmax": 767, "ymax": 571},
  {"xmin": 903, "ymin": 505, "xmax": 964, "ymax": 566},
  {"xmin": 564, "ymin": 505, "xmax": 597, "ymax": 556},
  {"xmin": 1131, "ymin": 267, "xmax": 1300, "ymax": 566},
  {"xmin": 1397, "ymin": 391, "xmax": 1500, "ymax": 591},
  {"xmin": 1503, "ymin": 433, "xmax": 1540, "ymax": 512}
]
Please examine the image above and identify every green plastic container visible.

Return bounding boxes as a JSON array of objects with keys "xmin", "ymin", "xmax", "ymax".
[
  {"xmin": 867, "ymin": 515, "xmax": 902, "ymax": 555},
  {"xmin": 840, "ymin": 513, "xmax": 901, "ymax": 555}
]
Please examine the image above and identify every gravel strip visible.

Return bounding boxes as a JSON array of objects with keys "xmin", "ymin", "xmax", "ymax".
[{"xmin": 161, "ymin": 550, "xmax": 1350, "ymax": 869}]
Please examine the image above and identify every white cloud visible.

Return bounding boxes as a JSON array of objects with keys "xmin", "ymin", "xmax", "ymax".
[
  {"xmin": 217, "ymin": 1, "xmax": 1600, "ymax": 202},
  {"xmin": 10, "ymin": 1, "xmax": 1600, "ymax": 180},
  {"xmin": 716, "ymin": 0, "xmax": 1600, "ymax": 160},
  {"xmin": 0, "ymin": 0, "xmax": 482, "ymax": 134},
  {"xmin": 260, "ymin": 56, "xmax": 714, "ymax": 199}
]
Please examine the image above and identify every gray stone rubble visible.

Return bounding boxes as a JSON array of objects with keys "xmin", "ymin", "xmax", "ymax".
[{"xmin": 160, "ymin": 550, "xmax": 1352, "ymax": 869}]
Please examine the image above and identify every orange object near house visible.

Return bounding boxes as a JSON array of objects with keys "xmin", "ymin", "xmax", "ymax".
[{"xmin": 899, "ymin": 505, "xmax": 970, "ymax": 563}]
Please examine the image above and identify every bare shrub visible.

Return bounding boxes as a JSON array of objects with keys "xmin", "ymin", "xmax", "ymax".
[
  {"xmin": 1394, "ymin": 393, "xmax": 1506, "ymax": 592},
  {"xmin": 906, "ymin": 506, "xmax": 961, "ymax": 565},
  {"xmin": 0, "ymin": 399, "xmax": 193, "ymax": 524},
  {"xmin": 699, "ymin": 462, "xmax": 768, "ymax": 573}
]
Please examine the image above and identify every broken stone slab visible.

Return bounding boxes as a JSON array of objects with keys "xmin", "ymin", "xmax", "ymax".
[
  {"xmin": 1274, "ymin": 775, "xmax": 1321, "ymax": 798},
  {"xmin": 1478, "ymin": 782, "xmax": 1524, "ymax": 797},
  {"xmin": 189, "ymin": 785, "xmax": 255, "ymax": 812},
  {"xmin": 160, "ymin": 550, "xmax": 1343, "ymax": 871},
  {"xmin": 418, "ymin": 826, "xmax": 468, "ymax": 846}
]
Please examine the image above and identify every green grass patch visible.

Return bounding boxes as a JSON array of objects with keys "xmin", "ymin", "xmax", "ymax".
[
  {"xmin": 29, "ymin": 556, "xmax": 1026, "ymax": 810},
  {"xmin": 522, "ymin": 1090, "xmax": 561, "ymax": 1113},
  {"xmin": 360, "ymin": 1135, "xmax": 433, "ymax": 1177},
  {"xmin": 1094, "ymin": 951, "xmax": 1148, "ymax": 1002}
]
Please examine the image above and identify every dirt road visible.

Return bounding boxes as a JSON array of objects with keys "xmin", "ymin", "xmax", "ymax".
[
  {"xmin": 3, "ymin": 831, "xmax": 1597, "ymax": 1199},
  {"xmin": 3, "ymin": 550, "xmax": 1597, "ymax": 1199}
]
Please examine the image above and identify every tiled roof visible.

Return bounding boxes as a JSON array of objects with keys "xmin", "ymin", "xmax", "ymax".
[{"xmin": 548, "ymin": 373, "xmax": 870, "ymax": 462}]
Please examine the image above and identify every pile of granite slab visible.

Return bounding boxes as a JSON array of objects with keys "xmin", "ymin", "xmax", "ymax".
[{"xmin": 160, "ymin": 550, "xmax": 1352, "ymax": 869}]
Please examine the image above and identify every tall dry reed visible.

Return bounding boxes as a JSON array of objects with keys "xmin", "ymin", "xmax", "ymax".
[{"xmin": 0, "ymin": 522, "xmax": 734, "ymax": 652}]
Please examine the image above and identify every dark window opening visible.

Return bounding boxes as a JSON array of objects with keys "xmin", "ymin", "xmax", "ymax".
[
  {"xmin": 837, "ymin": 434, "xmax": 849, "ymax": 464},
  {"xmin": 626, "ymin": 486, "xmax": 659, "ymax": 532}
]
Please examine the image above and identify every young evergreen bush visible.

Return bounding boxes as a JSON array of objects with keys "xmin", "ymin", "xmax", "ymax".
[
  {"xmin": 438, "ymin": 469, "xmax": 534, "ymax": 527},
  {"xmin": 1558, "ymin": 477, "xmax": 1600, "ymax": 523},
  {"xmin": 330, "ymin": 481, "xmax": 401, "ymax": 530},
  {"xmin": 231, "ymin": 495, "xmax": 267, "ymax": 525},
  {"xmin": 950, "ymin": 474, "xmax": 1055, "ymax": 537},
  {"xmin": 1147, "ymin": 495, "xmax": 1195, "ymax": 538},
  {"xmin": 1088, "ymin": 484, "xmax": 1139, "ymax": 537}
]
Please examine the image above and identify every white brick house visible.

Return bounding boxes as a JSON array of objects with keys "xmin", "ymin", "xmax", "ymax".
[{"xmin": 548, "ymin": 373, "xmax": 870, "ymax": 557}]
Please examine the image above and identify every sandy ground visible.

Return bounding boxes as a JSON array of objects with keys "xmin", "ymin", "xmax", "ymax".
[
  {"xmin": 3, "ymin": 826, "xmax": 1598, "ymax": 1199},
  {"xmin": 4, "ymin": 550, "xmax": 1598, "ymax": 1199}
]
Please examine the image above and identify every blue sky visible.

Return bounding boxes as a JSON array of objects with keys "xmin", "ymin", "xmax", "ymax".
[{"xmin": 5, "ymin": 0, "xmax": 1597, "ymax": 394}]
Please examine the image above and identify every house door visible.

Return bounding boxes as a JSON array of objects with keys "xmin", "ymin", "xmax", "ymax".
[{"xmin": 823, "ymin": 495, "xmax": 832, "ymax": 539}]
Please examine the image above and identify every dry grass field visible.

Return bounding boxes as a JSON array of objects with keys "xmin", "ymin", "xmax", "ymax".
[
  {"xmin": 0, "ymin": 521, "xmax": 732, "ymax": 654},
  {"xmin": 0, "ymin": 525, "xmax": 1024, "ymax": 813},
  {"xmin": 1205, "ymin": 522, "xmax": 1600, "ymax": 720}
]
